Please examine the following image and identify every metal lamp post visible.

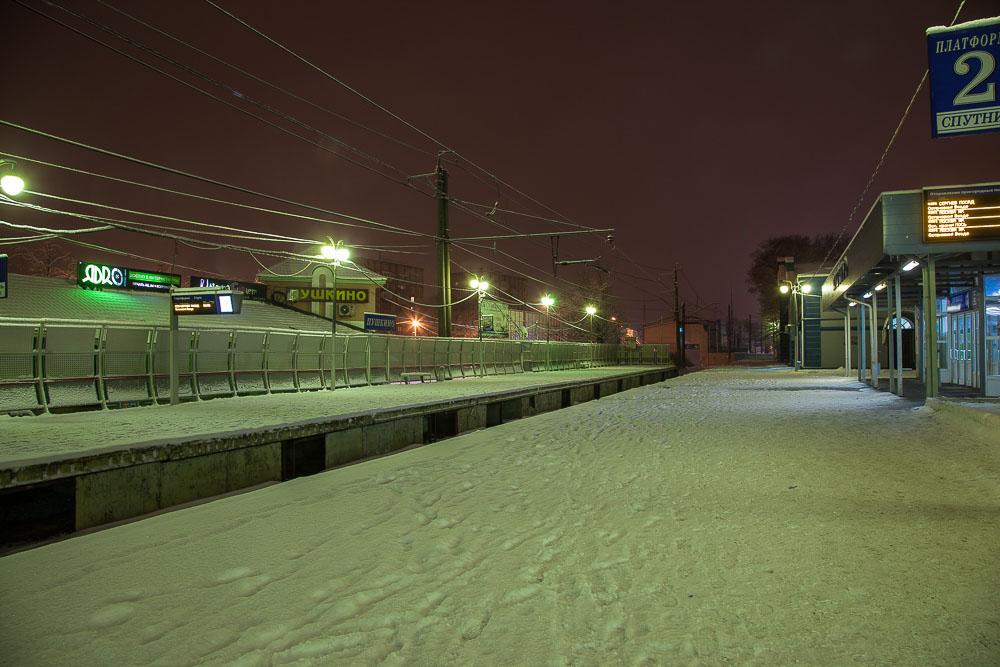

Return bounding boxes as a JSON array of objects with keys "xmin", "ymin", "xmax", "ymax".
[
  {"xmin": 541, "ymin": 295, "xmax": 554, "ymax": 369},
  {"xmin": 586, "ymin": 305, "xmax": 596, "ymax": 341},
  {"xmin": 471, "ymin": 278, "xmax": 489, "ymax": 341},
  {"xmin": 320, "ymin": 240, "xmax": 349, "ymax": 389}
]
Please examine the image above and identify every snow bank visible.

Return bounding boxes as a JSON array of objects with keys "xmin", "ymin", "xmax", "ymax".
[{"xmin": 0, "ymin": 368, "xmax": 997, "ymax": 665}]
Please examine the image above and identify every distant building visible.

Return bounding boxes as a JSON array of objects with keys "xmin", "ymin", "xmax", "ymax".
[{"xmin": 256, "ymin": 258, "xmax": 386, "ymax": 331}]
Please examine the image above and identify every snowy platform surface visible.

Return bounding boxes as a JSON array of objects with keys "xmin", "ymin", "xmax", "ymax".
[
  {"xmin": 0, "ymin": 366, "xmax": 663, "ymax": 468},
  {"xmin": 1, "ymin": 367, "xmax": 998, "ymax": 665}
]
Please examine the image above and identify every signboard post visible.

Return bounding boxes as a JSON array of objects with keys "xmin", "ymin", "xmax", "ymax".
[
  {"xmin": 168, "ymin": 287, "xmax": 243, "ymax": 404},
  {"xmin": 927, "ymin": 17, "xmax": 1000, "ymax": 138}
]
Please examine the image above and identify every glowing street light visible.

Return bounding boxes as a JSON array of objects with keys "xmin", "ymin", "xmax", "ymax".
[
  {"xmin": 585, "ymin": 305, "xmax": 596, "ymax": 340},
  {"xmin": 319, "ymin": 239, "xmax": 349, "ymax": 339},
  {"xmin": 541, "ymin": 295, "xmax": 554, "ymax": 343},
  {"xmin": 0, "ymin": 160, "xmax": 25, "ymax": 196},
  {"xmin": 470, "ymin": 277, "xmax": 490, "ymax": 341}
]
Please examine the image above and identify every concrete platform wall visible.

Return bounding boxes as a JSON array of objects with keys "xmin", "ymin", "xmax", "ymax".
[{"xmin": 0, "ymin": 367, "xmax": 675, "ymax": 549}]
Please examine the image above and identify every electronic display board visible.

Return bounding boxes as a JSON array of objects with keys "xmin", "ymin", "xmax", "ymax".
[
  {"xmin": 171, "ymin": 291, "xmax": 242, "ymax": 315},
  {"xmin": 78, "ymin": 262, "xmax": 181, "ymax": 292},
  {"xmin": 923, "ymin": 183, "xmax": 1000, "ymax": 243}
]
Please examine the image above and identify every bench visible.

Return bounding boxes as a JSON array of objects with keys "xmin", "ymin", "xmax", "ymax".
[{"xmin": 400, "ymin": 371, "xmax": 434, "ymax": 383}]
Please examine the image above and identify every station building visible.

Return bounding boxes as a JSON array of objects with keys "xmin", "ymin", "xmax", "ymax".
[{"xmin": 782, "ymin": 182, "xmax": 1000, "ymax": 398}]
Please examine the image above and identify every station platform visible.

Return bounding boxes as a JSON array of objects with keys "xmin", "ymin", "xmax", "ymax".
[{"xmin": 0, "ymin": 365, "xmax": 675, "ymax": 550}]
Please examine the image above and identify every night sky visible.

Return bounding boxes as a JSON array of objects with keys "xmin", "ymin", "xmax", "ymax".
[{"xmin": 2, "ymin": 0, "xmax": 998, "ymax": 327}]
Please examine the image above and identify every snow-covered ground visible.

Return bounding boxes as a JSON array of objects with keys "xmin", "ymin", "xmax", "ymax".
[
  {"xmin": 1, "ymin": 367, "xmax": 998, "ymax": 665},
  {"xmin": 0, "ymin": 367, "xmax": 655, "ymax": 465}
]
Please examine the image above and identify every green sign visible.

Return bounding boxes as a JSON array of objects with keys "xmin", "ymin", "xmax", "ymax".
[{"xmin": 78, "ymin": 262, "xmax": 180, "ymax": 292}]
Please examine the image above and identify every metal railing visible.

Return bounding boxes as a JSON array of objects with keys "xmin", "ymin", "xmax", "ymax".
[{"xmin": 0, "ymin": 320, "xmax": 671, "ymax": 413}]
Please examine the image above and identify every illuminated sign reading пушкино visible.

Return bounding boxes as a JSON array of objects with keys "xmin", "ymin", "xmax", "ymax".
[
  {"xmin": 923, "ymin": 184, "xmax": 1000, "ymax": 243},
  {"xmin": 78, "ymin": 262, "xmax": 181, "ymax": 292}
]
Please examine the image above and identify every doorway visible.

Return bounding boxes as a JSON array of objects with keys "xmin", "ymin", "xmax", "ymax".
[{"xmin": 949, "ymin": 311, "xmax": 979, "ymax": 388}]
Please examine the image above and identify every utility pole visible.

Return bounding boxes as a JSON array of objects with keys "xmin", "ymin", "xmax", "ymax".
[
  {"xmin": 727, "ymin": 302, "xmax": 733, "ymax": 363},
  {"xmin": 674, "ymin": 266, "xmax": 681, "ymax": 366},
  {"xmin": 435, "ymin": 160, "xmax": 452, "ymax": 337},
  {"xmin": 680, "ymin": 302, "xmax": 687, "ymax": 366}
]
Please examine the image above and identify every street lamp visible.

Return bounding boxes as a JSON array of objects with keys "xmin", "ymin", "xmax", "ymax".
[
  {"xmin": 585, "ymin": 305, "xmax": 596, "ymax": 340},
  {"xmin": 0, "ymin": 160, "xmax": 25, "ymax": 196},
  {"xmin": 470, "ymin": 277, "xmax": 490, "ymax": 341},
  {"xmin": 541, "ymin": 295, "xmax": 554, "ymax": 342},
  {"xmin": 320, "ymin": 240, "xmax": 350, "ymax": 337},
  {"xmin": 320, "ymin": 241, "xmax": 349, "ymax": 391}
]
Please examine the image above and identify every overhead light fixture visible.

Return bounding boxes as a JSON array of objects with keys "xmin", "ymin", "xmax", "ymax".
[
  {"xmin": 875, "ymin": 283, "xmax": 886, "ymax": 291},
  {"xmin": 848, "ymin": 302, "xmax": 857, "ymax": 307},
  {"xmin": 0, "ymin": 160, "xmax": 25, "ymax": 196},
  {"xmin": 862, "ymin": 291, "xmax": 873, "ymax": 299},
  {"xmin": 902, "ymin": 260, "xmax": 919, "ymax": 272}
]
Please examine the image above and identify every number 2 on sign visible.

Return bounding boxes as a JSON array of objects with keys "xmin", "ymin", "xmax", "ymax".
[{"xmin": 953, "ymin": 51, "xmax": 996, "ymax": 106}]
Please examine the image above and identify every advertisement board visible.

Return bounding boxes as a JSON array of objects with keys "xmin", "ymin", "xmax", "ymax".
[
  {"xmin": 77, "ymin": 262, "xmax": 181, "ymax": 292},
  {"xmin": 190, "ymin": 276, "xmax": 267, "ymax": 300},
  {"xmin": 927, "ymin": 17, "xmax": 1000, "ymax": 138}
]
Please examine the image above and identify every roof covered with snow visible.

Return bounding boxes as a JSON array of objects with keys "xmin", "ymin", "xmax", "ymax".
[
  {"xmin": 256, "ymin": 257, "xmax": 385, "ymax": 285},
  {"xmin": 0, "ymin": 273, "xmax": 331, "ymax": 332}
]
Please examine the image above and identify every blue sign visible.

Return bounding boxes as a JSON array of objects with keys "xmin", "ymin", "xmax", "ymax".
[
  {"xmin": 986, "ymin": 275, "xmax": 1000, "ymax": 297},
  {"xmin": 363, "ymin": 312, "xmax": 396, "ymax": 332},
  {"xmin": 927, "ymin": 17, "xmax": 1000, "ymax": 137},
  {"xmin": 946, "ymin": 290, "xmax": 972, "ymax": 313}
]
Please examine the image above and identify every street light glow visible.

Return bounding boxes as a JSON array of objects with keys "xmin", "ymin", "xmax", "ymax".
[
  {"xmin": 801, "ymin": 284, "xmax": 812, "ymax": 293},
  {"xmin": 541, "ymin": 295, "xmax": 554, "ymax": 307},
  {"xmin": 779, "ymin": 284, "xmax": 790, "ymax": 294},
  {"xmin": 1, "ymin": 174, "xmax": 24, "ymax": 196},
  {"xmin": 0, "ymin": 160, "xmax": 24, "ymax": 196},
  {"xmin": 585, "ymin": 306, "xmax": 596, "ymax": 315},
  {"xmin": 321, "ymin": 244, "xmax": 350, "ymax": 262}
]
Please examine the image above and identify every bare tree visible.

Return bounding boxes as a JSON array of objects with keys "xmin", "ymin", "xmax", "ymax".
[{"xmin": 11, "ymin": 240, "xmax": 76, "ymax": 279}]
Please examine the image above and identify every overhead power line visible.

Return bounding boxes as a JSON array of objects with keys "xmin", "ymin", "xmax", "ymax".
[
  {"xmin": 816, "ymin": 0, "xmax": 968, "ymax": 275},
  {"xmin": 20, "ymin": 0, "xmax": 433, "ymax": 197},
  {"xmin": 0, "ymin": 119, "xmax": 433, "ymax": 239}
]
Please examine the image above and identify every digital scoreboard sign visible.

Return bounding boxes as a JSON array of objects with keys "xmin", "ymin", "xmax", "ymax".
[{"xmin": 923, "ymin": 184, "xmax": 1000, "ymax": 243}]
